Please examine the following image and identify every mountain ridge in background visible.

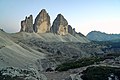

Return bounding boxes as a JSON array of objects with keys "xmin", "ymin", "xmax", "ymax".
[{"xmin": 87, "ymin": 31, "xmax": 120, "ymax": 42}]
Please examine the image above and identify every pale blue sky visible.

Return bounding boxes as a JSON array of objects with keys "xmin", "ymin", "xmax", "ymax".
[{"xmin": 0, "ymin": 0, "xmax": 120, "ymax": 35}]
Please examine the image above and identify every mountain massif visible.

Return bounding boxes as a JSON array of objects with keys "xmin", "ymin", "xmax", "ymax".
[
  {"xmin": 20, "ymin": 9, "xmax": 89, "ymax": 43},
  {"xmin": 0, "ymin": 9, "xmax": 120, "ymax": 80}
]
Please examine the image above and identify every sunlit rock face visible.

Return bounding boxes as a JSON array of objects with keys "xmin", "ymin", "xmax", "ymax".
[
  {"xmin": 20, "ymin": 15, "xmax": 33, "ymax": 33},
  {"xmin": 33, "ymin": 9, "xmax": 51, "ymax": 33},
  {"xmin": 51, "ymin": 14, "xmax": 68, "ymax": 35}
]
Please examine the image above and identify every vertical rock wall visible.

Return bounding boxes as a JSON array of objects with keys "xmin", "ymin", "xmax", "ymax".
[
  {"xmin": 20, "ymin": 15, "xmax": 33, "ymax": 33},
  {"xmin": 20, "ymin": 9, "xmax": 86, "ymax": 38},
  {"xmin": 33, "ymin": 9, "xmax": 51, "ymax": 33},
  {"xmin": 51, "ymin": 14, "xmax": 68, "ymax": 35}
]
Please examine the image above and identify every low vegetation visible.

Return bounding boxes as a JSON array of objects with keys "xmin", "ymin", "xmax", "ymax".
[
  {"xmin": 0, "ymin": 72, "xmax": 22, "ymax": 80},
  {"xmin": 81, "ymin": 66, "xmax": 120, "ymax": 80},
  {"xmin": 55, "ymin": 57, "xmax": 104, "ymax": 71},
  {"xmin": 93, "ymin": 41, "xmax": 120, "ymax": 48}
]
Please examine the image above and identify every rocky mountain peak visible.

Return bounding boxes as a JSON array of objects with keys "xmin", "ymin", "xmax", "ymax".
[
  {"xmin": 33, "ymin": 9, "xmax": 51, "ymax": 33},
  {"xmin": 51, "ymin": 14, "xmax": 68, "ymax": 35},
  {"xmin": 20, "ymin": 15, "xmax": 33, "ymax": 33},
  {"xmin": 57, "ymin": 14, "xmax": 66, "ymax": 21},
  {"xmin": 56, "ymin": 14, "xmax": 68, "ymax": 26},
  {"xmin": 20, "ymin": 9, "xmax": 86, "ymax": 38},
  {"xmin": 40, "ymin": 9, "xmax": 46, "ymax": 13}
]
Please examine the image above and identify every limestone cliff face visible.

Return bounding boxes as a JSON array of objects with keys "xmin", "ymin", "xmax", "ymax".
[
  {"xmin": 34, "ymin": 9, "xmax": 51, "ymax": 33},
  {"xmin": 20, "ymin": 15, "xmax": 33, "ymax": 33},
  {"xmin": 20, "ymin": 9, "xmax": 87, "ymax": 39},
  {"xmin": 72, "ymin": 28, "xmax": 76, "ymax": 36},
  {"xmin": 68, "ymin": 25, "xmax": 74, "ymax": 35},
  {"xmin": 51, "ymin": 14, "xmax": 68, "ymax": 35}
]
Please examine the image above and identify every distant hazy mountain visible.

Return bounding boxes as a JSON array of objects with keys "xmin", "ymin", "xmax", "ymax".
[{"xmin": 87, "ymin": 31, "xmax": 120, "ymax": 41}]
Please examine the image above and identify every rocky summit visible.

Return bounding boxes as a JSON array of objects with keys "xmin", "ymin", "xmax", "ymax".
[
  {"xmin": 34, "ymin": 9, "xmax": 51, "ymax": 33},
  {"xmin": 19, "ymin": 9, "xmax": 90, "ymax": 43},
  {"xmin": 51, "ymin": 14, "xmax": 68, "ymax": 35},
  {"xmin": 20, "ymin": 15, "xmax": 33, "ymax": 33},
  {"xmin": 68, "ymin": 25, "xmax": 76, "ymax": 36},
  {"xmin": 51, "ymin": 14, "xmax": 76, "ymax": 36},
  {"xmin": 20, "ymin": 9, "xmax": 78, "ymax": 36}
]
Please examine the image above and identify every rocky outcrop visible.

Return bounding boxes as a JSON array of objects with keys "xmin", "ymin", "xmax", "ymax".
[
  {"xmin": 72, "ymin": 28, "xmax": 76, "ymax": 36},
  {"xmin": 68, "ymin": 25, "xmax": 77, "ymax": 36},
  {"xmin": 77, "ymin": 32, "xmax": 85, "ymax": 37},
  {"xmin": 19, "ymin": 9, "xmax": 87, "ymax": 39},
  {"xmin": 33, "ymin": 9, "xmax": 51, "ymax": 33},
  {"xmin": 20, "ymin": 15, "xmax": 33, "ymax": 33},
  {"xmin": 68, "ymin": 25, "xmax": 73, "ymax": 35},
  {"xmin": 68, "ymin": 26, "xmax": 86, "ymax": 37},
  {"xmin": 51, "ymin": 14, "xmax": 68, "ymax": 35}
]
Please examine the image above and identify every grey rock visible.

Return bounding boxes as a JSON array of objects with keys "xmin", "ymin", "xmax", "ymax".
[
  {"xmin": 20, "ymin": 15, "xmax": 33, "ymax": 33},
  {"xmin": 68, "ymin": 25, "xmax": 73, "ymax": 35},
  {"xmin": 77, "ymin": 32, "xmax": 85, "ymax": 37},
  {"xmin": 51, "ymin": 14, "xmax": 68, "ymax": 35},
  {"xmin": 72, "ymin": 28, "xmax": 76, "ymax": 36},
  {"xmin": 34, "ymin": 9, "xmax": 51, "ymax": 33},
  {"xmin": 68, "ymin": 25, "xmax": 85, "ymax": 37}
]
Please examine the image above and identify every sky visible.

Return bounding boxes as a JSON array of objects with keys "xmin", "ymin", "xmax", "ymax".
[{"xmin": 0, "ymin": 0, "xmax": 120, "ymax": 35}]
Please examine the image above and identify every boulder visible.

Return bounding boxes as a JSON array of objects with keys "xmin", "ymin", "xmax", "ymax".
[
  {"xmin": 33, "ymin": 9, "xmax": 51, "ymax": 33},
  {"xmin": 20, "ymin": 15, "xmax": 33, "ymax": 33},
  {"xmin": 51, "ymin": 14, "xmax": 68, "ymax": 35}
]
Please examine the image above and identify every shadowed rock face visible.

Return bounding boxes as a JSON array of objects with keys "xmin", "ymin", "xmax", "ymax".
[
  {"xmin": 68, "ymin": 25, "xmax": 73, "ymax": 35},
  {"xmin": 51, "ymin": 14, "xmax": 68, "ymax": 35},
  {"xmin": 33, "ymin": 9, "xmax": 51, "ymax": 33},
  {"xmin": 20, "ymin": 15, "xmax": 33, "ymax": 33}
]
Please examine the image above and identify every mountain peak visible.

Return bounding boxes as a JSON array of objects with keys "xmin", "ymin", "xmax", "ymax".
[
  {"xmin": 57, "ymin": 14, "xmax": 64, "ymax": 19},
  {"xmin": 33, "ymin": 9, "xmax": 51, "ymax": 33},
  {"xmin": 51, "ymin": 13, "xmax": 68, "ymax": 35},
  {"xmin": 40, "ymin": 9, "xmax": 47, "ymax": 13},
  {"xmin": 20, "ymin": 15, "xmax": 33, "ymax": 33},
  {"xmin": 20, "ymin": 9, "xmax": 86, "ymax": 39}
]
